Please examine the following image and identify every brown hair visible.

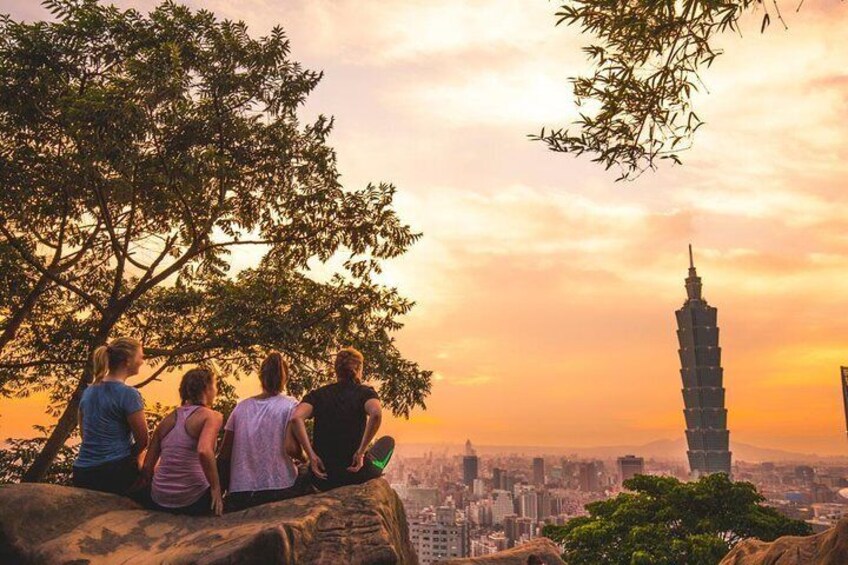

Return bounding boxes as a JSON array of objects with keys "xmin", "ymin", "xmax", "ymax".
[
  {"xmin": 334, "ymin": 347, "xmax": 364, "ymax": 382},
  {"xmin": 179, "ymin": 367, "xmax": 215, "ymax": 405},
  {"xmin": 259, "ymin": 351, "xmax": 288, "ymax": 394},
  {"xmin": 91, "ymin": 337, "xmax": 141, "ymax": 382}
]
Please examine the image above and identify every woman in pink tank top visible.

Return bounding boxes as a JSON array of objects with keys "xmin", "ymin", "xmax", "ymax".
[
  {"xmin": 218, "ymin": 352, "xmax": 309, "ymax": 512},
  {"xmin": 141, "ymin": 367, "xmax": 224, "ymax": 516}
]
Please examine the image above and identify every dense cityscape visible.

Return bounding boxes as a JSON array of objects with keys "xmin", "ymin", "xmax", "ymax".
[
  {"xmin": 383, "ymin": 443, "xmax": 848, "ymax": 564},
  {"xmin": 380, "ymin": 253, "xmax": 848, "ymax": 564}
]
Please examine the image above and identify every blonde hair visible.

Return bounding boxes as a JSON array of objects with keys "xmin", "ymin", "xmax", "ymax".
[
  {"xmin": 260, "ymin": 351, "xmax": 289, "ymax": 394},
  {"xmin": 334, "ymin": 347, "xmax": 364, "ymax": 382},
  {"xmin": 91, "ymin": 337, "xmax": 141, "ymax": 382}
]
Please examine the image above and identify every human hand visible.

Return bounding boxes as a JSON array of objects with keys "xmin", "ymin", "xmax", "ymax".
[
  {"xmin": 211, "ymin": 487, "xmax": 224, "ymax": 517},
  {"xmin": 129, "ymin": 467, "xmax": 152, "ymax": 492},
  {"xmin": 310, "ymin": 453, "xmax": 328, "ymax": 479},
  {"xmin": 347, "ymin": 449, "xmax": 365, "ymax": 472}
]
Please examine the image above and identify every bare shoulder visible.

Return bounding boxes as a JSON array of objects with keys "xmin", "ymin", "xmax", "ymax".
[
  {"xmin": 156, "ymin": 410, "xmax": 178, "ymax": 436},
  {"xmin": 204, "ymin": 407, "xmax": 224, "ymax": 425},
  {"xmin": 186, "ymin": 406, "xmax": 222, "ymax": 426}
]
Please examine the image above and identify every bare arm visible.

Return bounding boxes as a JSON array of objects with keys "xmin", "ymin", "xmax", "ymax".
[
  {"xmin": 284, "ymin": 425, "xmax": 304, "ymax": 463},
  {"xmin": 127, "ymin": 409, "xmax": 150, "ymax": 462},
  {"xmin": 291, "ymin": 402, "xmax": 326, "ymax": 479},
  {"xmin": 141, "ymin": 411, "xmax": 175, "ymax": 482},
  {"xmin": 357, "ymin": 399, "xmax": 382, "ymax": 454},
  {"xmin": 197, "ymin": 410, "xmax": 224, "ymax": 516},
  {"xmin": 348, "ymin": 399, "xmax": 382, "ymax": 472}
]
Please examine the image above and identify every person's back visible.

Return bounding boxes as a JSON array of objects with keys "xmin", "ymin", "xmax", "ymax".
[
  {"xmin": 73, "ymin": 337, "xmax": 148, "ymax": 497},
  {"xmin": 218, "ymin": 352, "xmax": 308, "ymax": 512},
  {"xmin": 143, "ymin": 368, "xmax": 224, "ymax": 516},
  {"xmin": 292, "ymin": 348, "xmax": 394, "ymax": 492},
  {"xmin": 76, "ymin": 381, "xmax": 142, "ymax": 467},
  {"xmin": 226, "ymin": 394, "xmax": 299, "ymax": 493},
  {"xmin": 151, "ymin": 405, "xmax": 210, "ymax": 509},
  {"xmin": 303, "ymin": 380, "xmax": 378, "ymax": 486}
]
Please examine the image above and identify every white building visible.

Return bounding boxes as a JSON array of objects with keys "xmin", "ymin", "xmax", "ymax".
[{"xmin": 410, "ymin": 506, "xmax": 469, "ymax": 564}]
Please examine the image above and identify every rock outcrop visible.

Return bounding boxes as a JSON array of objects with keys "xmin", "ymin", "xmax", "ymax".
[
  {"xmin": 0, "ymin": 479, "xmax": 417, "ymax": 564},
  {"xmin": 437, "ymin": 538, "xmax": 565, "ymax": 565},
  {"xmin": 719, "ymin": 518, "xmax": 848, "ymax": 565}
]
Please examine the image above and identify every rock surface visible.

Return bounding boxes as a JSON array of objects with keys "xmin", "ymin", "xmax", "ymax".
[
  {"xmin": 719, "ymin": 517, "xmax": 848, "ymax": 565},
  {"xmin": 437, "ymin": 538, "xmax": 565, "ymax": 565},
  {"xmin": 0, "ymin": 479, "xmax": 417, "ymax": 564}
]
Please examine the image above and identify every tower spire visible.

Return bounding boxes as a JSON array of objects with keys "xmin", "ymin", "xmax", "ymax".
[{"xmin": 685, "ymin": 245, "xmax": 702, "ymax": 301}]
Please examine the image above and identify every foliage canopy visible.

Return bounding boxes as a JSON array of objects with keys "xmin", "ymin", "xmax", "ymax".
[
  {"xmin": 544, "ymin": 473, "xmax": 812, "ymax": 565},
  {"xmin": 0, "ymin": 0, "xmax": 430, "ymax": 482},
  {"xmin": 533, "ymin": 0, "xmax": 794, "ymax": 180}
]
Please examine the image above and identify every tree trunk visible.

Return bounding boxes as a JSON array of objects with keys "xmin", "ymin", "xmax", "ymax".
[
  {"xmin": 21, "ymin": 327, "xmax": 107, "ymax": 483},
  {"xmin": 20, "ymin": 362, "xmax": 94, "ymax": 482}
]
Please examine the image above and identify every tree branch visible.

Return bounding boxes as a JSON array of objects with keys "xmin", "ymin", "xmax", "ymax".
[{"xmin": 0, "ymin": 223, "xmax": 106, "ymax": 314}]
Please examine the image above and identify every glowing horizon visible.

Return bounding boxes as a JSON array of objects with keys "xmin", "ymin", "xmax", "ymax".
[{"xmin": 1, "ymin": 0, "xmax": 848, "ymax": 457}]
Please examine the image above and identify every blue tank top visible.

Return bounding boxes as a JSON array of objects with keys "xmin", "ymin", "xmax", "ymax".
[{"xmin": 74, "ymin": 381, "xmax": 144, "ymax": 468}]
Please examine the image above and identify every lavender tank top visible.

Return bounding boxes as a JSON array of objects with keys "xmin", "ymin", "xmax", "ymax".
[{"xmin": 151, "ymin": 405, "xmax": 210, "ymax": 508}]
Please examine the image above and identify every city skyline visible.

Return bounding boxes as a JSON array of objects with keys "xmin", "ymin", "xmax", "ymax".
[{"xmin": 1, "ymin": 0, "xmax": 848, "ymax": 456}]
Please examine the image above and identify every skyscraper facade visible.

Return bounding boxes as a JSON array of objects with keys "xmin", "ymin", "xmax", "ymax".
[
  {"xmin": 676, "ymin": 246, "xmax": 732, "ymax": 478},
  {"xmin": 532, "ymin": 457, "xmax": 545, "ymax": 486},
  {"xmin": 617, "ymin": 455, "xmax": 644, "ymax": 485},
  {"xmin": 463, "ymin": 439, "xmax": 479, "ymax": 487},
  {"xmin": 578, "ymin": 462, "xmax": 600, "ymax": 492}
]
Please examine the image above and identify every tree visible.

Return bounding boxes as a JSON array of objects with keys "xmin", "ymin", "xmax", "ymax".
[
  {"xmin": 0, "ymin": 0, "xmax": 431, "ymax": 482},
  {"xmin": 533, "ymin": 0, "xmax": 793, "ymax": 180},
  {"xmin": 544, "ymin": 474, "xmax": 812, "ymax": 565}
]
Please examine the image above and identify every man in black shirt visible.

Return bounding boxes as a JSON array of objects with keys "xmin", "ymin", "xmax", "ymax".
[{"xmin": 292, "ymin": 347, "xmax": 395, "ymax": 491}]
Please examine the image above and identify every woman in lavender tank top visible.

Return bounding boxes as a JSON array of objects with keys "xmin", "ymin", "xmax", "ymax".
[
  {"xmin": 218, "ymin": 352, "xmax": 309, "ymax": 512},
  {"xmin": 141, "ymin": 367, "xmax": 225, "ymax": 516}
]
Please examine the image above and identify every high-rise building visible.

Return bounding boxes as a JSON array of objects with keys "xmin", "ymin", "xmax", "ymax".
[
  {"xmin": 617, "ymin": 455, "xmax": 645, "ymax": 485},
  {"xmin": 841, "ymin": 366, "xmax": 848, "ymax": 439},
  {"xmin": 463, "ymin": 439, "xmax": 479, "ymax": 487},
  {"xmin": 492, "ymin": 467, "xmax": 506, "ymax": 490},
  {"xmin": 410, "ymin": 507, "xmax": 468, "ymax": 565},
  {"xmin": 578, "ymin": 462, "xmax": 600, "ymax": 492},
  {"xmin": 503, "ymin": 514, "xmax": 519, "ymax": 547},
  {"xmin": 515, "ymin": 517, "xmax": 536, "ymax": 545},
  {"xmin": 676, "ymin": 246, "xmax": 732, "ymax": 478},
  {"xmin": 518, "ymin": 489, "xmax": 538, "ymax": 520},
  {"xmin": 491, "ymin": 489, "xmax": 514, "ymax": 525},
  {"xmin": 532, "ymin": 457, "xmax": 545, "ymax": 486},
  {"xmin": 537, "ymin": 490, "xmax": 552, "ymax": 520}
]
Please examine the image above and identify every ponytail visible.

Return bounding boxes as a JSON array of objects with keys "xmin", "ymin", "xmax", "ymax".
[
  {"xmin": 260, "ymin": 351, "xmax": 288, "ymax": 395},
  {"xmin": 91, "ymin": 337, "xmax": 141, "ymax": 383},
  {"xmin": 92, "ymin": 346, "xmax": 110, "ymax": 382}
]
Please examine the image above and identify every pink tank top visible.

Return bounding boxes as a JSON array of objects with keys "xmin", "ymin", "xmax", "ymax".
[{"xmin": 151, "ymin": 405, "xmax": 210, "ymax": 508}]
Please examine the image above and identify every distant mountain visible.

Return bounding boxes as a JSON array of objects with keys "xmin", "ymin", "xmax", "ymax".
[{"xmin": 399, "ymin": 438, "xmax": 847, "ymax": 463}]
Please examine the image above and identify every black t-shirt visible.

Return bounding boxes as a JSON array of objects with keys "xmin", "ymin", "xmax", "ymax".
[{"xmin": 302, "ymin": 381, "xmax": 379, "ymax": 479}]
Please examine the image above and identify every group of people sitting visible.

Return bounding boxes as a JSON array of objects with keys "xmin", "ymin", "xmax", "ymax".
[{"xmin": 72, "ymin": 337, "xmax": 394, "ymax": 516}]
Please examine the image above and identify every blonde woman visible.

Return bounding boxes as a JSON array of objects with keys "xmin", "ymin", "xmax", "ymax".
[{"xmin": 73, "ymin": 337, "xmax": 149, "ymax": 495}]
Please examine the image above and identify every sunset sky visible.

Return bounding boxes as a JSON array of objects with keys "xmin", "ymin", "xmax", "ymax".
[{"xmin": 2, "ymin": 1, "xmax": 848, "ymax": 457}]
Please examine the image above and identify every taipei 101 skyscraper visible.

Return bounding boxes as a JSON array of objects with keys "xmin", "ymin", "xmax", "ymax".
[{"xmin": 675, "ymin": 246, "xmax": 732, "ymax": 478}]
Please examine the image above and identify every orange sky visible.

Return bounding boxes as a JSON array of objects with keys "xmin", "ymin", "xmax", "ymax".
[{"xmin": 2, "ymin": 1, "xmax": 848, "ymax": 456}]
